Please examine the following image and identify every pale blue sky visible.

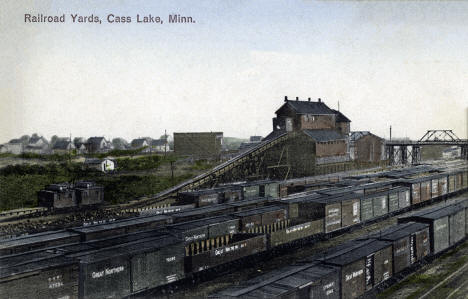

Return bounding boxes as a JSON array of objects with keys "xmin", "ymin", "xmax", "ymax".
[{"xmin": 1, "ymin": 1, "xmax": 467, "ymax": 142}]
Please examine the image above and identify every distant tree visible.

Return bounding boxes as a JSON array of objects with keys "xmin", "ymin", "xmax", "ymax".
[
  {"xmin": 50, "ymin": 135, "xmax": 59, "ymax": 146},
  {"xmin": 31, "ymin": 133, "xmax": 40, "ymax": 139},
  {"xmin": 19, "ymin": 135, "xmax": 30, "ymax": 145},
  {"xmin": 73, "ymin": 137, "xmax": 84, "ymax": 144},
  {"xmin": 112, "ymin": 138, "xmax": 129, "ymax": 150}
]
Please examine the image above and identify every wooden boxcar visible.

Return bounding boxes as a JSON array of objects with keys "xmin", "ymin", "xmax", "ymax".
[
  {"xmin": 70, "ymin": 214, "xmax": 171, "ymax": 241},
  {"xmin": 316, "ymin": 239, "xmax": 393, "ymax": 299},
  {"xmin": 0, "ymin": 251, "xmax": 79, "ymax": 299},
  {"xmin": 178, "ymin": 189, "xmax": 223, "ymax": 207},
  {"xmin": 209, "ymin": 262, "xmax": 339, "ymax": 299},
  {"xmin": 364, "ymin": 222, "xmax": 430, "ymax": 274},
  {"xmin": 399, "ymin": 202, "xmax": 466, "ymax": 254},
  {"xmin": 171, "ymin": 204, "xmax": 236, "ymax": 223},
  {"xmin": 0, "ymin": 230, "xmax": 81, "ymax": 256},
  {"xmin": 69, "ymin": 234, "xmax": 185, "ymax": 299}
]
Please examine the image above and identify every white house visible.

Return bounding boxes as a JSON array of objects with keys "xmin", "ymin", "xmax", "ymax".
[{"xmin": 84, "ymin": 158, "xmax": 115, "ymax": 172}]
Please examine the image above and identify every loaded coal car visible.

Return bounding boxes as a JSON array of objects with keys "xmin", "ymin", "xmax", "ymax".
[
  {"xmin": 187, "ymin": 233, "xmax": 267, "ymax": 274},
  {"xmin": 209, "ymin": 262, "xmax": 340, "ymax": 298},
  {"xmin": 74, "ymin": 181, "xmax": 104, "ymax": 207},
  {"xmin": 0, "ymin": 251, "xmax": 79, "ymax": 299},
  {"xmin": 177, "ymin": 188, "xmax": 229, "ymax": 207},
  {"xmin": 0, "ymin": 229, "xmax": 80, "ymax": 256},
  {"xmin": 268, "ymin": 218, "xmax": 324, "ymax": 248},
  {"xmin": 398, "ymin": 200, "xmax": 467, "ymax": 254},
  {"xmin": 232, "ymin": 205, "xmax": 287, "ymax": 233},
  {"xmin": 69, "ymin": 214, "xmax": 171, "ymax": 241},
  {"xmin": 37, "ymin": 183, "xmax": 76, "ymax": 209}
]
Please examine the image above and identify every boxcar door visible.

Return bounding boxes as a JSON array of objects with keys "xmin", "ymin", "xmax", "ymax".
[
  {"xmin": 410, "ymin": 234, "xmax": 417, "ymax": 264},
  {"xmin": 365, "ymin": 254, "xmax": 374, "ymax": 290}
]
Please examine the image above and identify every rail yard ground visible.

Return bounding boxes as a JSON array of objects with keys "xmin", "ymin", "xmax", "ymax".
[{"xmin": 146, "ymin": 191, "xmax": 468, "ymax": 299}]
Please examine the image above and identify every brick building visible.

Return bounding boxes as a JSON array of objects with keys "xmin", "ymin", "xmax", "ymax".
[
  {"xmin": 349, "ymin": 131, "xmax": 385, "ymax": 162},
  {"xmin": 174, "ymin": 132, "xmax": 223, "ymax": 158},
  {"xmin": 265, "ymin": 97, "xmax": 351, "ymax": 164}
]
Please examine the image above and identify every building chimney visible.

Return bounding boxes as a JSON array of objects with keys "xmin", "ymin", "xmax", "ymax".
[
  {"xmin": 308, "ymin": 97, "xmax": 311, "ymax": 102},
  {"xmin": 284, "ymin": 96, "xmax": 288, "ymax": 102},
  {"xmin": 318, "ymin": 98, "xmax": 321, "ymax": 102},
  {"xmin": 296, "ymin": 97, "xmax": 299, "ymax": 101}
]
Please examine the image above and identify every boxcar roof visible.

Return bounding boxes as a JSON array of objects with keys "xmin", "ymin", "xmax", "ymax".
[
  {"xmin": 168, "ymin": 215, "xmax": 237, "ymax": 230},
  {"xmin": 0, "ymin": 250, "xmax": 61, "ymax": 269},
  {"xmin": 211, "ymin": 262, "xmax": 335, "ymax": 298},
  {"xmin": 71, "ymin": 214, "xmax": 170, "ymax": 233},
  {"xmin": 410, "ymin": 204, "xmax": 463, "ymax": 220},
  {"xmin": 226, "ymin": 197, "xmax": 269, "ymax": 207},
  {"xmin": 233, "ymin": 205, "xmax": 285, "ymax": 217},
  {"xmin": 172, "ymin": 204, "xmax": 232, "ymax": 218},
  {"xmin": 0, "ymin": 254, "xmax": 76, "ymax": 279},
  {"xmin": 318, "ymin": 239, "xmax": 391, "ymax": 266},
  {"xmin": 367, "ymin": 222, "xmax": 429, "ymax": 241},
  {"xmin": 69, "ymin": 234, "xmax": 181, "ymax": 263},
  {"xmin": 0, "ymin": 230, "xmax": 79, "ymax": 250}
]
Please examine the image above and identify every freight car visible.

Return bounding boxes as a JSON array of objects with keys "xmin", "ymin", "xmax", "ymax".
[
  {"xmin": 0, "ymin": 229, "xmax": 80, "ymax": 256},
  {"xmin": 37, "ymin": 181, "xmax": 104, "ymax": 210},
  {"xmin": 1, "ymin": 166, "xmax": 467, "ymax": 299},
  {"xmin": 210, "ymin": 199, "xmax": 467, "ymax": 299}
]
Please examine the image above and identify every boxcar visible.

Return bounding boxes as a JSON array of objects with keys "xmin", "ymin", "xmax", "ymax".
[
  {"xmin": 316, "ymin": 239, "xmax": 393, "ymax": 299},
  {"xmin": 398, "ymin": 187, "xmax": 411, "ymax": 209},
  {"xmin": 70, "ymin": 234, "xmax": 184, "ymax": 299},
  {"xmin": 399, "ymin": 202, "xmax": 466, "ymax": 254},
  {"xmin": 178, "ymin": 189, "xmax": 223, "ymax": 207},
  {"xmin": 365, "ymin": 222, "xmax": 430, "ymax": 274},
  {"xmin": 302, "ymin": 196, "xmax": 342, "ymax": 233},
  {"xmin": 209, "ymin": 263, "xmax": 339, "ymax": 299},
  {"xmin": 128, "ymin": 236, "xmax": 185, "ymax": 293},
  {"xmin": 171, "ymin": 204, "xmax": 235, "ymax": 223},
  {"xmin": 448, "ymin": 173, "xmax": 457, "ymax": 193},
  {"xmin": 0, "ymin": 230, "xmax": 81, "ymax": 256},
  {"xmin": 340, "ymin": 194, "xmax": 361, "ymax": 227},
  {"xmin": 0, "ymin": 252, "xmax": 79, "ymax": 299},
  {"xmin": 225, "ymin": 197, "xmax": 269, "ymax": 211},
  {"xmin": 360, "ymin": 191, "xmax": 389, "ymax": 221},
  {"xmin": 70, "ymin": 214, "xmax": 171, "ymax": 241}
]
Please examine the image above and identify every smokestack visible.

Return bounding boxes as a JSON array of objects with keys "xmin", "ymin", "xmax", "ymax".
[
  {"xmin": 284, "ymin": 96, "xmax": 288, "ymax": 102},
  {"xmin": 318, "ymin": 98, "xmax": 321, "ymax": 103},
  {"xmin": 308, "ymin": 97, "xmax": 311, "ymax": 102},
  {"xmin": 296, "ymin": 97, "xmax": 299, "ymax": 101}
]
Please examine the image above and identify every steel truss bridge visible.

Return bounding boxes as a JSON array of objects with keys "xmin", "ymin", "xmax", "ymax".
[{"xmin": 386, "ymin": 130, "xmax": 468, "ymax": 165}]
